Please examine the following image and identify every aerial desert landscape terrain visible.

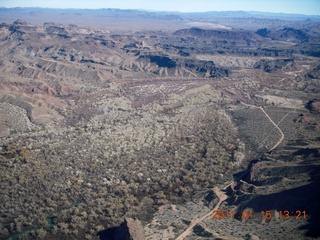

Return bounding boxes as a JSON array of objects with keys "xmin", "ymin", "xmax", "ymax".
[{"xmin": 0, "ymin": 7, "xmax": 319, "ymax": 240}]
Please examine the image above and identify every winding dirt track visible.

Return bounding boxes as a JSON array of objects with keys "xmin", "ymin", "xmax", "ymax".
[
  {"xmin": 176, "ymin": 187, "xmax": 228, "ymax": 240},
  {"xmin": 258, "ymin": 107, "xmax": 285, "ymax": 151}
]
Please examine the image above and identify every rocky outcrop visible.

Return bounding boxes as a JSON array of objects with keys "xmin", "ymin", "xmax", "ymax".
[
  {"xmin": 305, "ymin": 65, "xmax": 320, "ymax": 79},
  {"xmin": 123, "ymin": 218, "xmax": 145, "ymax": 240},
  {"xmin": 174, "ymin": 27, "xmax": 261, "ymax": 43},
  {"xmin": 13, "ymin": 19, "xmax": 33, "ymax": 26},
  {"xmin": 138, "ymin": 55, "xmax": 177, "ymax": 68},
  {"xmin": 136, "ymin": 55, "xmax": 230, "ymax": 78},
  {"xmin": 193, "ymin": 224, "xmax": 213, "ymax": 238},
  {"xmin": 256, "ymin": 27, "xmax": 309, "ymax": 43},
  {"xmin": 306, "ymin": 99, "xmax": 320, "ymax": 113},
  {"xmin": 98, "ymin": 218, "xmax": 145, "ymax": 240},
  {"xmin": 254, "ymin": 58, "xmax": 295, "ymax": 72},
  {"xmin": 245, "ymin": 234, "xmax": 260, "ymax": 240}
]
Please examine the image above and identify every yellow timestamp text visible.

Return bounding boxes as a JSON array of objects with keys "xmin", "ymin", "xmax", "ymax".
[{"xmin": 212, "ymin": 210, "xmax": 307, "ymax": 220}]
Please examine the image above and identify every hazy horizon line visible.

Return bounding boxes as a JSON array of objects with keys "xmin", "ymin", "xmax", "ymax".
[{"xmin": 1, "ymin": 6, "xmax": 320, "ymax": 17}]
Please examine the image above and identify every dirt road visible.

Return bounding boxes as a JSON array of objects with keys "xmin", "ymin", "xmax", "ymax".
[
  {"xmin": 176, "ymin": 187, "xmax": 228, "ymax": 240},
  {"xmin": 258, "ymin": 107, "xmax": 285, "ymax": 151}
]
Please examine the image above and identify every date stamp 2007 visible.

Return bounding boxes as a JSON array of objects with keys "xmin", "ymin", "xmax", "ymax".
[{"xmin": 212, "ymin": 210, "xmax": 307, "ymax": 220}]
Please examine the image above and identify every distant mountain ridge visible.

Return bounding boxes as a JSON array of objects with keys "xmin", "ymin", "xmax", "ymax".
[
  {"xmin": 0, "ymin": 7, "xmax": 319, "ymax": 17},
  {"xmin": 0, "ymin": 7, "xmax": 319, "ymax": 23}
]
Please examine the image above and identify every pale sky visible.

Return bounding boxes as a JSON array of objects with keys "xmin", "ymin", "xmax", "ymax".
[{"xmin": 1, "ymin": 0, "xmax": 319, "ymax": 15}]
